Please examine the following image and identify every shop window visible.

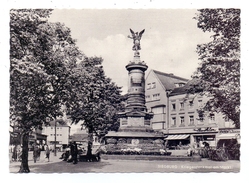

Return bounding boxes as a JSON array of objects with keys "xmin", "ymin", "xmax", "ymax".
[
  {"xmin": 171, "ymin": 117, "xmax": 176, "ymax": 126},
  {"xmin": 189, "ymin": 115, "xmax": 194, "ymax": 125},
  {"xmin": 172, "ymin": 103, "xmax": 176, "ymax": 111}
]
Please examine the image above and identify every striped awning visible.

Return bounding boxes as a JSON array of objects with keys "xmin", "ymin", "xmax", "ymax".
[{"xmin": 165, "ymin": 134, "xmax": 190, "ymax": 140}]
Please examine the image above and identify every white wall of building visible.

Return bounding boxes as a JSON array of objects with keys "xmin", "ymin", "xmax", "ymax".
[{"xmin": 42, "ymin": 125, "xmax": 70, "ymax": 145}]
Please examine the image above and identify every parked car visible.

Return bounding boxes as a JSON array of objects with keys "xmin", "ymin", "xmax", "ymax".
[{"xmin": 78, "ymin": 143, "xmax": 106, "ymax": 162}]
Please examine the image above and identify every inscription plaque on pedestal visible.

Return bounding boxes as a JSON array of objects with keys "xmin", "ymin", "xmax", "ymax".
[{"xmin": 128, "ymin": 117, "xmax": 144, "ymax": 126}]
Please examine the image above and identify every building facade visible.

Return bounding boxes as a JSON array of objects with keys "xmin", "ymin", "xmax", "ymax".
[
  {"xmin": 145, "ymin": 69, "xmax": 188, "ymax": 130},
  {"xmin": 145, "ymin": 69, "xmax": 237, "ymax": 148},
  {"xmin": 9, "ymin": 127, "xmax": 47, "ymax": 151},
  {"xmin": 42, "ymin": 120, "xmax": 71, "ymax": 150}
]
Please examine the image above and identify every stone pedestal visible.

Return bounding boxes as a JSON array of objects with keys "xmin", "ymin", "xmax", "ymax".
[{"xmin": 105, "ymin": 51, "xmax": 164, "ymax": 154}]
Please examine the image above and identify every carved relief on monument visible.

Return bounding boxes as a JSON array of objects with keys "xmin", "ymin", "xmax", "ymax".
[{"xmin": 131, "ymin": 139, "xmax": 140, "ymax": 145}]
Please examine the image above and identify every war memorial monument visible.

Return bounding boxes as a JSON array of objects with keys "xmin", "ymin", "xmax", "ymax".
[{"xmin": 105, "ymin": 29, "xmax": 165, "ymax": 154}]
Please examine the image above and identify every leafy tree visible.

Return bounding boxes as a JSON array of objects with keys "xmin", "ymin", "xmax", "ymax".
[
  {"xmin": 10, "ymin": 9, "xmax": 124, "ymax": 171},
  {"xmin": 66, "ymin": 56, "xmax": 125, "ymax": 156},
  {"xmin": 193, "ymin": 9, "xmax": 240, "ymax": 128},
  {"xmin": 10, "ymin": 9, "xmax": 82, "ymax": 172}
]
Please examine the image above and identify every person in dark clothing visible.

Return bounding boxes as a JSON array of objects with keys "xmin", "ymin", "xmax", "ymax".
[
  {"xmin": 33, "ymin": 145, "xmax": 39, "ymax": 163},
  {"xmin": 72, "ymin": 141, "xmax": 78, "ymax": 164},
  {"xmin": 67, "ymin": 142, "xmax": 73, "ymax": 162},
  {"xmin": 45, "ymin": 145, "xmax": 50, "ymax": 162},
  {"xmin": 86, "ymin": 141, "xmax": 93, "ymax": 162},
  {"xmin": 12, "ymin": 145, "xmax": 17, "ymax": 162},
  {"xmin": 60, "ymin": 145, "xmax": 70, "ymax": 161},
  {"xmin": 203, "ymin": 141, "xmax": 210, "ymax": 148}
]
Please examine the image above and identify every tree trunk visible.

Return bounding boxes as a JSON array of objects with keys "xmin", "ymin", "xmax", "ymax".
[
  {"xmin": 86, "ymin": 131, "xmax": 93, "ymax": 161},
  {"xmin": 18, "ymin": 132, "xmax": 30, "ymax": 173}
]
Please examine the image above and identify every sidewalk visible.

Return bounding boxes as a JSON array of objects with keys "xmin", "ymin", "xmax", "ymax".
[
  {"xmin": 9, "ymin": 151, "xmax": 63, "ymax": 173},
  {"xmin": 9, "ymin": 149, "xmax": 240, "ymax": 173}
]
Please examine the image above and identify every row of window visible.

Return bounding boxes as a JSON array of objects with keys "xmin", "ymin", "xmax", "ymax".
[
  {"xmin": 50, "ymin": 134, "xmax": 63, "ymax": 136},
  {"xmin": 171, "ymin": 100, "xmax": 203, "ymax": 111},
  {"xmin": 146, "ymin": 93, "xmax": 160, "ymax": 101},
  {"xmin": 50, "ymin": 127, "xmax": 63, "ymax": 130},
  {"xmin": 147, "ymin": 82, "xmax": 156, "ymax": 90},
  {"xmin": 171, "ymin": 114, "xmax": 215, "ymax": 126},
  {"xmin": 147, "ymin": 82, "xmax": 186, "ymax": 90}
]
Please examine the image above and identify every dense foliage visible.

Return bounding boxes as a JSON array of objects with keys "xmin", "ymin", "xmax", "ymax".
[
  {"xmin": 10, "ymin": 9, "xmax": 124, "ymax": 172},
  {"xmin": 193, "ymin": 9, "xmax": 240, "ymax": 128},
  {"xmin": 66, "ymin": 56, "xmax": 125, "ymax": 138}
]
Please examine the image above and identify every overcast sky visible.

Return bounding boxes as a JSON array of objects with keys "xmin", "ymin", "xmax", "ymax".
[{"xmin": 48, "ymin": 9, "xmax": 212, "ymax": 93}]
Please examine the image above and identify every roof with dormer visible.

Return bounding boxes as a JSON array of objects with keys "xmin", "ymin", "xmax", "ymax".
[
  {"xmin": 169, "ymin": 78, "xmax": 202, "ymax": 96},
  {"xmin": 149, "ymin": 69, "xmax": 189, "ymax": 91}
]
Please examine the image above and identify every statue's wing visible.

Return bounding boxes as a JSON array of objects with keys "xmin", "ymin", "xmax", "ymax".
[
  {"xmin": 139, "ymin": 29, "xmax": 145, "ymax": 37},
  {"xmin": 130, "ymin": 28, "xmax": 135, "ymax": 35}
]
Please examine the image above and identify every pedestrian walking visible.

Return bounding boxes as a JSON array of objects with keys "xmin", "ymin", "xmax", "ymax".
[
  {"xmin": 45, "ymin": 145, "xmax": 50, "ymax": 162},
  {"xmin": 33, "ymin": 145, "xmax": 39, "ymax": 163},
  {"xmin": 12, "ymin": 145, "xmax": 17, "ymax": 162},
  {"xmin": 17, "ymin": 145, "xmax": 22, "ymax": 161}
]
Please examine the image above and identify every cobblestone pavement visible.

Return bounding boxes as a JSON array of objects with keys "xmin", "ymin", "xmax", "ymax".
[{"xmin": 9, "ymin": 151, "xmax": 240, "ymax": 173}]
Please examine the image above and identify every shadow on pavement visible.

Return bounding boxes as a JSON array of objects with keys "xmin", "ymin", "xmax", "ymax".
[{"xmin": 10, "ymin": 160, "xmax": 112, "ymax": 173}]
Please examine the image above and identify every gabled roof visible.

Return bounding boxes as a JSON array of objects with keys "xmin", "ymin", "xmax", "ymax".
[{"xmin": 151, "ymin": 70, "xmax": 189, "ymax": 91}]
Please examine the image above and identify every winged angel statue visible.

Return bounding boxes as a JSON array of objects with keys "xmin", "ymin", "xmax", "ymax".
[{"xmin": 128, "ymin": 29, "xmax": 145, "ymax": 51}]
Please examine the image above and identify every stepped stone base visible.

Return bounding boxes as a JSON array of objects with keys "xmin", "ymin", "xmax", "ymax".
[{"xmin": 101, "ymin": 155, "xmax": 197, "ymax": 161}]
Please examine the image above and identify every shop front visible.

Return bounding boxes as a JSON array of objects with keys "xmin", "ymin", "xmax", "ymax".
[
  {"xmin": 165, "ymin": 126, "xmax": 219, "ymax": 149},
  {"xmin": 216, "ymin": 128, "xmax": 240, "ymax": 147},
  {"xmin": 215, "ymin": 128, "xmax": 240, "ymax": 160},
  {"xmin": 164, "ymin": 134, "xmax": 190, "ymax": 150},
  {"xmin": 193, "ymin": 133, "xmax": 216, "ymax": 147},
  {"xmin": 29, "ymin": 132, "xmax": 47, "ymax": 151}
]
